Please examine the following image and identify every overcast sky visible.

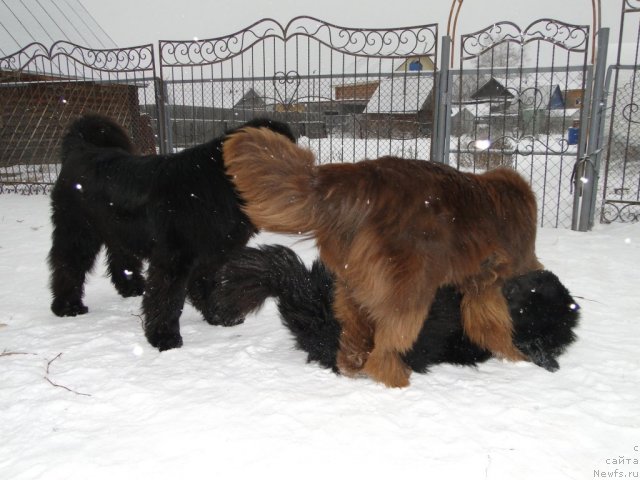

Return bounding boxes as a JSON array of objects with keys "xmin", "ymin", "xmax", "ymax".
[{"xmin": 80, "ymin": 0, "xmax": 616, "ymax": 46}]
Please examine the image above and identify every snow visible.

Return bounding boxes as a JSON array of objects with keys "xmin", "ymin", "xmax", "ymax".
[{"xmin": 0, "ymin": 194, "xmax": 639, "ymax": 480}]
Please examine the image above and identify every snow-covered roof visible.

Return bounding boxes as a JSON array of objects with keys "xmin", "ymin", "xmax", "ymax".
[
  {"xmin": 364, "ymin": 76, "xmax": 433, "ymax": 114},
  {"xmin": 547, "ymin": 108, "xmax": 581, "ymax": 118},
  {"xmin": 490, "ymin": 74, "xmax": 584, "ymax": 109},
  {"xmin": 451, "ymin": 103, "xmax": 492, "ymax": 117}
]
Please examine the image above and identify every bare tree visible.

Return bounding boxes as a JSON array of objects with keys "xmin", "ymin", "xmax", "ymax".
[{"xmin": 478, "ymin": 42, "xmax": 525, "ymax": 68}]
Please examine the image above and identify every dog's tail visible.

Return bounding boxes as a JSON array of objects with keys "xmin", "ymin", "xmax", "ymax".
[
  {"xmin": 213, "ymin": 245, "xmax": 340, "ymax": 370},
  {"xmin": 222, "ymin": 127, "xmax": 318, "ymax": 234},
  {"xmin": 61, "ymin": 114, "xmax": 134, "ymax": 162}
]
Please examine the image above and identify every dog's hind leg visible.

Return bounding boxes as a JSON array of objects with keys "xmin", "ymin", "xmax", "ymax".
[
  {"xmin": 142, "ymin": 252, "xmax": 191, "ymax": 351},
  {"xmin": 334, "ymin": 283, "xmax": 375, "ymax": 377},
  {"xmin": 49, "ymin": 207, "xmax": 102, "ymax": 317},
  {"xmin": 104, "ymin": 244, "xmax": 145, "ymax": 298}
]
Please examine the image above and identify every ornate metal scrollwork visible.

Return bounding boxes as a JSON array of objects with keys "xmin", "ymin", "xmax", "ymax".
[
  {"xmin": 0, "ymin": 183, "xmax": 52, "ymax": 195},
  {"xmin": 49, "ymin": 42, "xmax": 155, "ymax": 72},
  {"xmin": 464, "ymin": 134, "xmax": 570, "ymax": 156},
  {"xmin": 0, "ymin": 43, "xmax": 49, "ymax": 73},
  {"xmin": 507, "ymin": 85, "xmax": 545, "ymax": 110},
  {"xmin": 286, "ymin": 16, "xmax": 438, "ymax": 58},
  {"xmin": 272, "ymin": 70, "xmax": 301, "ymax": 108},
  {"xmin": 0, "ymin": 41, "xmax": 155, "ymax": 75},
  {"xmin": 160, "ymin": 16, "xmax": 438, "ymax": 67},
  {"xmin": 622, "ymin": 100, "xmax": 640, "ymax": 124},
  {"xmin": 624, "ymin": 0, "xmax": 640, "ymax": 13},
  {"xmin": 461, "ymin": 19, "xmax": 589, "ymax": 60},
  {"xmin": 601, "ymin": 201, "xmax": 640, "ymax": 223}
]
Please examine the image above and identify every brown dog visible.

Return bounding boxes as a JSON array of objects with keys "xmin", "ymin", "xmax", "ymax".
[{"xmin": 223, "ymin": 128, "xmax": 543, "ymax": 388}]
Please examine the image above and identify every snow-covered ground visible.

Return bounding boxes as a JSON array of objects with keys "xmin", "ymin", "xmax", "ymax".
[{"xmin": 1, "ymin": 194, "xmax": 639, "ymax": 480}]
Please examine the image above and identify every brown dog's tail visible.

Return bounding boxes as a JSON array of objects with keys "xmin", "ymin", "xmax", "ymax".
[{"xmin": 223, "ymin": 127, "xmax": 317, "ymax": 234}]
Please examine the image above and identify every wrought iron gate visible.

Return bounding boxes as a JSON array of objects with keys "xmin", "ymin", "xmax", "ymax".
[
  {"xmin": 601, "ymin": 0, "xmax": 640, "ymax": 223},
  {"xmin": 443, "ymin": 19, "xmax": 592, "ymax": 228},
  {"xmin": 0, "ymin": 13, "xmax": 619, "ymax": 230},
  {"xmin": 158, "ymin": 17, "xmax": 438, "ymax": 163}
]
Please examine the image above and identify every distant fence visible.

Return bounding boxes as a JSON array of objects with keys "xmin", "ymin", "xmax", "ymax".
[{"xmin": 0, "ymin": 5, "xmax": 629, "ymax": 230}]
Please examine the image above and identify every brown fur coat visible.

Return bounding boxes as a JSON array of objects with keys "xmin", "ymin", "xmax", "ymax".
[{"xmin": 223, "ymin": 127, "xmax": 542, "ymax": 387}]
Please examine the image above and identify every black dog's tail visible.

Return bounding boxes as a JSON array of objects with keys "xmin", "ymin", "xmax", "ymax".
[
  {"xmin": 213, "ymin": 245, "xmax": 340, "ymax": 370},
  {"xmin": 61, "ymin": 113, "xmax": 135, "ymax": 162}
]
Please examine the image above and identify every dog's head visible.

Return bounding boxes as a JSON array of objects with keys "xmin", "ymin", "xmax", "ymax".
[{"xmin": 503, "ymin": 270, "xmax": 580, "ymax": 372}]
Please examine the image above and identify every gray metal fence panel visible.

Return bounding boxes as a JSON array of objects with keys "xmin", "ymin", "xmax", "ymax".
[
  {"xmin": 0, "ymin": 14, "xmax": 622, "ymax": 231},
  {"xmin": 446, "ymin": 20, "xmax": 591, "ymax": 229},
  {"xmin": 600, "ymin": 1, "xmax": 640, "ymax": 224},
  {"xmin": 0, "ymin": 41, "xmax": 159, "ymax": 193},
  {"xmin": 158, "ymin": 17, "xmax": 439, "ymax": 163}
]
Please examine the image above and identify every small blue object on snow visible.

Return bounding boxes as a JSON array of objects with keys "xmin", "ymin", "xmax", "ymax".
[{"xmin": 567, "ymin": 127, "xmax": 579, "ymax": 146}]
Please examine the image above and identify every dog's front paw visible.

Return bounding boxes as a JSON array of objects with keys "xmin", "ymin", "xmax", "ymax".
[
  {"xmin": 363, "ymin": 350, "xmax": 411, "ymax": 388},
  {"xmin": 114, "ymin": 276, "xmax": 145, "ymax": 298},
  {"xmin": 205, "ymin": 312, "xmax": 245, "ymax": 327},
  {"xmin": 51, "ymin": 298, "xmax": 89, "ymax": 317},
  {"xmin": 146, "ymin": 330, "xmax": 183, "ymax": 351}
]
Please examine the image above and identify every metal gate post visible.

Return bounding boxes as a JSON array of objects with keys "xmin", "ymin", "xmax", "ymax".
[
  {"xmin": 154, "ymin": 76, "xmax": 169, "ymax": 155},
  {"xmin": 572, "ymin": 28, "xmax": 609, "ymax": 231},
  {"xmin": 432, "ymin": 36, "xmax": 452, "ymax": 164}
]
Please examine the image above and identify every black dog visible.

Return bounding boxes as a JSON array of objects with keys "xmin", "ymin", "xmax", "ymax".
[
  {"xmin": 213, "ymin": 245, "xmax": 580, "ymax": 373},
  {"xmin": 48, "ymin": 114, "xmax": 295, "ymax": 350}
]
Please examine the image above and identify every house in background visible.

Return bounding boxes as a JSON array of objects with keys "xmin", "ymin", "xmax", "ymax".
[
  {"xmin": 334, "ymin": 81, "xmax": 380, "ymax": 114},
  {"xmin": 234, "ymin": 88, "xmax": 268, "ymax": 111},
  {"xmin": 395, "ymin": 55, "xmax": 436, "ymax": 72},
  {"xmin": 470, "ymin": 77, "xmax": 515, "ymax": 108},
  {"xmin": 452, "ymin": 75, "xmax": 585, "ymax": 137},
  {"xmin": 363, "ymin": 76, "xmax": 435, "ymax": 138}
]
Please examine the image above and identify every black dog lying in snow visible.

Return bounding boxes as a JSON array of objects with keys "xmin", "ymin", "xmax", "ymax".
[
  {"xmin": 48, "ymin": 114, "xmax": 295, "ymax": 350},
  {"xmin": 212, "ymin": 245, "xmax": 580, "ymax": 373}
]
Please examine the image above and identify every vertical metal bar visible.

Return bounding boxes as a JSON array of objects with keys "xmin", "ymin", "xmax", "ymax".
[
  {"xmin": 433, "ymin": 35, "xmax": 451, "ymax": 163},
  {"xmin": 443, "ymin": 66, "xmax": 453, "ymax": 166},
  {"xmin": 571, "ymin": 65, "xmax": 593, "ymax": 227},
  {"xmin": 599, "ymin": 64, "xmax": 616, "ymax": 221},
  {"xmin": 577, "ymin": 66, "xmax": 594, "ymax": 170},
  {"xmin": 573, "ymin": 28, "xmax": 609, "ymax": 231},
  {"xmin": 154, "ymin": 75, "xmax": 169, "ymax": 154}
]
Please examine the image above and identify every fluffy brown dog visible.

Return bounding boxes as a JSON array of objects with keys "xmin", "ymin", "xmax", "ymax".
[{"xmin": 223, "ymin": 128, "xmax": 543, "ymax": 388}]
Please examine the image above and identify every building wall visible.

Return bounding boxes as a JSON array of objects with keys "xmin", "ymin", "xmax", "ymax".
[
  {"xmin": 334, "ymin": 81, "xmax": 380, "ymax": 101},
  {"xmin": 0, "ymin": 79, "xmax": 154, "ymax": 167}
]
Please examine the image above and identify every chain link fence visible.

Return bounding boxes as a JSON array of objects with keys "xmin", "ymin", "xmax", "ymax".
[
  {"xmin": 0, "ymin": 41, "xmax": 159, "ymax": 193},
  {"xmin": 600, "ymin": 1, "xmax": 640, "ymax": 223}
]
